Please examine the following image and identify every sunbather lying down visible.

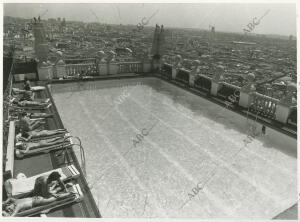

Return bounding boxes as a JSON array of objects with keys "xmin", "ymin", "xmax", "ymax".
[
  {"xmin": 16, "ymin": 136, "xmax": 69, "ymax": 151},
  {"xmin": 10, "ymin": 98, "xmax": 51, "ymax": 109},
  {"xmin": 16, "ymin": 129, "xmax": 67, "ymax": 142},
  {"xmin": 2, "ymin": 192, "xmax": 71, "ymax": 216},
  {"xmin": 11, "ymin": 90, "xmax": 35, "ymax": 101},
  {"xmin": 15, "ymin": 136, "xmax": 70, "ymax": 157},
  {"xmin": 3, "ymin": 171, "xmax": 79, "ymax": 217},
  {"xmin": 28, "ymin": 112, "xmax": 54, "ymax": 119},
  {"xmin": 10, "ymin": 112, "xmax": 54, "ymax": 121}
]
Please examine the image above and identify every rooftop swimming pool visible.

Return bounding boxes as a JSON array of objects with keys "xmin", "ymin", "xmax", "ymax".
[{"xmin": 50, "ymin": 77, "xmax": 297, "ymax": 218}]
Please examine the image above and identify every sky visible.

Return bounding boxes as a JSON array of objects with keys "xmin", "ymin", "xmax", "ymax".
[{"xmin": 4, "ymin": 3, "xmax": 297, "ymax": 36}]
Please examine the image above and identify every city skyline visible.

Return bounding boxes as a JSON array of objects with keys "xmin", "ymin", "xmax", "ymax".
[{"xmin": 4, "ymin": 3, "xmax": 297, "ymax": 36}]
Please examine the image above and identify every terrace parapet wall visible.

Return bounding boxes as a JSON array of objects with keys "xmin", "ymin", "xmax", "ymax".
[
  {"xmin": 189, "ymin": 62, "xmax": 200, "ymax": 87},
  {"xmin": 275, "ymin": 84, "xmax": 297, "ymax": 124},
  {"xmin": 98, "ymin": 61, "xmax": 144, "ymax": 75},
  {"xmin": 142, "ymin": 59, "xmax": 151, "ymax": 73},
  {"xmin": 211, "ymin": 72, "xmax": 224, "ymax": 96},
  {"xmin": 37, "ymin": 64, "xmax": 54, "ymax": 80},
  {"xmin": 161, "ymin": 62, "xmax": 296, "ymax": 125},
  {"xmin": 239, "ymin": 74, "xmax": 256, "ymax": 108},
  {"xmin": 55, "ymin": 63, "xmax": 67, "ymax": 79},
  {"xmin": 172, "ymin": 55, "xmax": 182, "ymax": 80}
]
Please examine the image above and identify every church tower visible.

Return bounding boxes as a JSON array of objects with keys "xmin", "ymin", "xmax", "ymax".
[{"xmin": 32, "ymin": 17, "xmax": 49, "ymax": 62}]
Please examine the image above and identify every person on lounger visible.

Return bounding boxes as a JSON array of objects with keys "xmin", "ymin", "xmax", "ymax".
[
  {"xmin": 15, "ymin": 137, "xmax": 70, "ymax": 157},
  {"xmin": 19, "ymin": 112, "xmax": 45, "ymax": 132},
  {"xmin": 16, "ymin": 136, "xmax": 68, "ymax": 151},
  {"xmin": 11, "ymin": 79, "xmax": 34, "ymax": 96},
  {"xmin": 2, "ymin": 192, "xmax": 71, "ymax": 217},
  {"xmin": 11, "ymin": 112, "xmax": 53, "ymax": 120},
  {"xmin": 12, "ymin": 88, "xmax": 28, "ymax": 95},
  {"xmin": 11, "ymin": 98, "xmax": 51, "ymax": 109},
  {"xmin": 28, "ymin": 112, "xmax": 54, "ymax": 119},
  {"xmin": 32, "ymin": 172, "xmax": 66, "ymax": 198},
  {"xmin": 16, "ymin": 129, "xmax": 67, "ymax": 142},
  {"xmin": 23, "ymin": 78, "xmax": 31, "ymax": 91},
  {"xmin": 19, "ymin": 90, "xmax": 34, "ymax": 102}
]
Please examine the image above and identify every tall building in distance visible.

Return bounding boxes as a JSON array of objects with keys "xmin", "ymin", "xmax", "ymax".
[
  {"xmin": 210, "ymin": 25, "xmax": 215, "ymax": 40},
  {"xmin": 32, "ymin": 18, "xmax": 48, "ymax": 62}
]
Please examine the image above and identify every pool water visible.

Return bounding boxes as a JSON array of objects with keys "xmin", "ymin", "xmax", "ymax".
[{"xmin": 51, "ymin": 77, "xmax": 297, "ymax": 218}]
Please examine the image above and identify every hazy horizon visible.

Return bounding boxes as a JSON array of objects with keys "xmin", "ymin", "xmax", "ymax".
[{"xmin": 4, "ymin": 3, "xmax": 297, "ymax": 36}]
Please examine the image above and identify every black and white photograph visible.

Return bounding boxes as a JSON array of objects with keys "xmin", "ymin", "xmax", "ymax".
[{"xmin": 1, "ymin": 1, "xmax": 298, "ymax": 220}]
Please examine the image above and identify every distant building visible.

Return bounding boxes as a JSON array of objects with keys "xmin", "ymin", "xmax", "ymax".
[{"xmin": 32, "ymin": 19, "xmax": 49, "ymax": 62}]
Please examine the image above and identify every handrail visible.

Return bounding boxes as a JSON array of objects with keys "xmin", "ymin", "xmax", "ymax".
[
  {"xmin": 56, "ymin": 135, "xmax": 87, "ymax": 177},
  {"xmin": 69, "ymin": 136, "xmax": 86, "ymax": 177}
]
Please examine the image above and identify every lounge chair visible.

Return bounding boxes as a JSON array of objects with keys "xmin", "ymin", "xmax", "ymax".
[
  {"xmin": 5, "ymin": 164, "xmax": 80, "ymax": 198},
  {"xmin": 16, "ymin": 183, "xmax": 83, "ymax": 217},
  {"xmin": 15, "ymin": 137, "xmax": 72, "ymax": 158},
  {"xmin": 8, "ymin": 103, "xmax": 52, "ymax": 111}
]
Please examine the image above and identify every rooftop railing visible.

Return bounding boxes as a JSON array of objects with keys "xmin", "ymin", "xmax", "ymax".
[
  {"xmin": 118, "ymin": 61, "xmax": 142, "ymax": 74},
  {"xmin": 250, "ymin": 93, "xmax": 279, "ymax": 119},
  {"xmin": 65, "ymin": 63, "xmax": 97, "ymax": 76},
  {"xmin": 159, "ymin": 62, "xmax": 296, "ymax": 128},
  {"xmin": 195, "ymin": 74, "xmax": 212, "ymax": 92}
]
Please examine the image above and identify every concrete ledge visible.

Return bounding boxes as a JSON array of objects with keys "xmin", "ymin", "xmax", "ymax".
[{"xmin": 5, "ymin": 121, "xmax": 15, "ymax": 177}]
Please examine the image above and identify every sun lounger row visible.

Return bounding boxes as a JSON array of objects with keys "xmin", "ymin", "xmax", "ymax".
[{"xmin": 3, "ymin": 84, "xmax": 86, "ymax": 217}]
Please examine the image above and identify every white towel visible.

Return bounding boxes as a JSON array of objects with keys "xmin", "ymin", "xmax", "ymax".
[{"xmin": 31, "ymin": 86, "xmax": 45, "ymax": 91}]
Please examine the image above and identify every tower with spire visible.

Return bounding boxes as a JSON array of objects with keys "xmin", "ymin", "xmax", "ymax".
[
  {"xmin": 32, "ymin": 17, "xmax": 49, "ymax": 62},
  {"xmin": 151, "ymin": 24, "xmax": 165, "ymax": 70}
]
